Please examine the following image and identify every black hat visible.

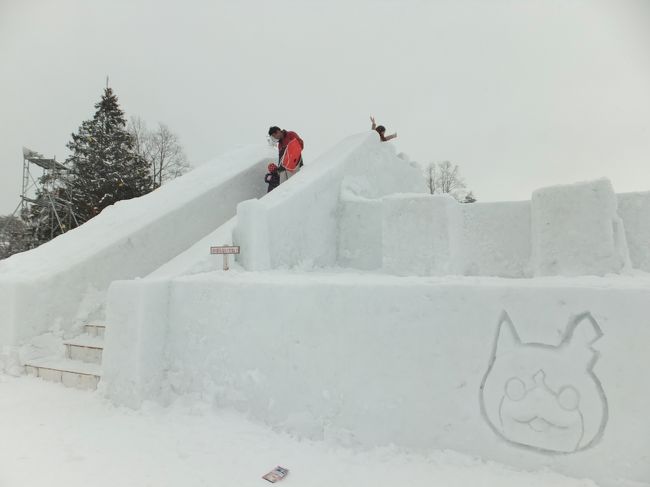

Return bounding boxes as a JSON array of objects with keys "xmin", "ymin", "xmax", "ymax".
[{"xmin": 268, "ymin": 126, "xmax": 281, "ymax": 136}]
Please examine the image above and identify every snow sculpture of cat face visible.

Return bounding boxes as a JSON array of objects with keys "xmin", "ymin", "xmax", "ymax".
[{"xmin": 479, "ymin": 312, "xmax": 608, "ymax": 454}]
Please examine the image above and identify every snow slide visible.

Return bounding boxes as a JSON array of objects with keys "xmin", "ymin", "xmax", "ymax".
[{"xmin": 0, "ymin": 145, "xmax": 274, "ymax": 347}]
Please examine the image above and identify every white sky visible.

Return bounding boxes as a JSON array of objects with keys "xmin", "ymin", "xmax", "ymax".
[{"xmin": 1, "ymin": 0, "xmax": 649, "ymax": 214}]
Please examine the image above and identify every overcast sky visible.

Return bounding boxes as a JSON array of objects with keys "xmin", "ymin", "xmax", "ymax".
[{"xmin": 1, "ymin": 0, "xmax": 649, "ymax": 214}]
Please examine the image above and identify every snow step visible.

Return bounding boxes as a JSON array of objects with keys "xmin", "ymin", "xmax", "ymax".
[
  {"xmin": 84, "ymin": 323, "xmax": 106, "ymax": 338},
  {"xmin": 24, "ymin": 358, "xmax": 101, "ymax": 390},
  {"xmin": 63, "ymin": 334, "xmax": 104, "ymax": 364}
]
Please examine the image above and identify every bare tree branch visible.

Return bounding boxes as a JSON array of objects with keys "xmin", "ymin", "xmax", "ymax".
[
  {"xmin": 424, "ymin": 160, "xmax": 469, "ymax": 201},
  {"xmin": 128, "ymin": 118, "xmax": 190, "ymax": 189}
]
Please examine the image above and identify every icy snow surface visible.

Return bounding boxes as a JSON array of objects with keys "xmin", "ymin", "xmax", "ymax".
[{"xmin": 0, "ymin": 375, "xmax": 599, "ymax": 487}]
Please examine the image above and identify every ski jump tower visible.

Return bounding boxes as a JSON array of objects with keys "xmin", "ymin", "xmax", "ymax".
[{"xmin": 20, "ymin": 147, "xmax": 80, "ymax": 239}]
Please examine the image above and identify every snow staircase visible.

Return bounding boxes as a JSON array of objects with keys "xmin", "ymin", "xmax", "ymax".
[{"xmin": 24, "ymin": 323, "xmax": 105, "ymax": 390}]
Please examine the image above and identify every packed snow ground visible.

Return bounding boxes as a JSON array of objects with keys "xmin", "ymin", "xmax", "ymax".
[{"xmin": 0, "ymin": 375, "xmax": 599, "ymax": 487}]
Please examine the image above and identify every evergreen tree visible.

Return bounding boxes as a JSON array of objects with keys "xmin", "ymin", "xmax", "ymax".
[
  {"xmin": 66, "ymin": 87, "xmax": 152, "ymax": 221},
  {"xmin": 0, "ymin": 215, "xmax": 30, "ymax": 259}
]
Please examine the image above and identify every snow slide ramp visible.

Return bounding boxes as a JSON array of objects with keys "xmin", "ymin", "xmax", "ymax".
[{"xmin": 0, "ymin": 145, "xmax": 274, "ymax": 347}]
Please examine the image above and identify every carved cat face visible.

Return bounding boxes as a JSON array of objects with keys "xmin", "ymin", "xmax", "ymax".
[{"xmin": 479, "ymin": 312, "xmax": 608, "ymax": 454}]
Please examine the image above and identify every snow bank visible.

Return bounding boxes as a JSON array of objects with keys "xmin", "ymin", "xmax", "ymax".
[
  {"xmin": 0, "ymin": 377, "xmax": 597, "ymax": 487},
  {"xmin": 531, "ymin": 179, "xmax": 631, "ymax": 276},
  {"xmin": 0, "ymin": 145, "xmax": 273, "ymax": 346},
  {"xmin": 234, "ymin": 133, "xmax": 427, "ymax": 270},
  {"xmin": 103, "ymin": 272, "xmax": 650, "ymax": 487}
]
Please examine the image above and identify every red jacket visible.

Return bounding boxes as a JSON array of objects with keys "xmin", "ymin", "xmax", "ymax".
[{"xmin": 278, "ymin": 130, "xmax": 304, "ymax": 159}]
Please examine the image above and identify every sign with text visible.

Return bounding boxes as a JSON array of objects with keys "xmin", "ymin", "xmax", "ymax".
[
  {"xmin": 210, "ymin": 246, "xmax": 240, "ymax": 255},
  {"xmin": 210, "ymin": 245, "xmax": 240, "ymax": 271}
]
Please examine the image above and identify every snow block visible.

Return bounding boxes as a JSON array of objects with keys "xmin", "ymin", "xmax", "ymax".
[
  {"xmin": 382, "ymin": 194, "xmax": 462, "ymax": 276},
  {"xmin": 337, "ymin": 191, "xmax": 383, "ymax": 270},
  {"xmin": 233, "ymin": 133, "xmax": 427, "ymax": 270},
  {"xmin": 531, "ymin": 179, "xmax": 631, "ymax": 276},
  {"xmin": 103, "ymin": 273, "xmax": 650, "ymax": 487},
  {"xmin": 233, "ymin": 199, "xmax": 271, "ymax": 271},
  {"xmin": 617, "ymin": 191, "xmax": 650, "ymax": 272},
  {"xmin": 0, "ymin": 145, "xmax": 273, "ymax": 348},
  {"xmin": 460, "ymin": 201, "xmax": 532, "ymax": 277},
  {"xmin": 101, "ymin": 279, "xmax": 170, "ymax": 408}
]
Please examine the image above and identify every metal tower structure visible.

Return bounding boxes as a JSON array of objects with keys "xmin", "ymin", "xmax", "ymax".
[{"xmin": 20, "ymin": 147, "xmax": 81, "ymax": 240}]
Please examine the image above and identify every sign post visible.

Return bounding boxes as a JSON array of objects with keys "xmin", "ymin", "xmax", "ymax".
[{"xmin": 210, "ymin": 245, "xmax": 240, "ymax": 271}]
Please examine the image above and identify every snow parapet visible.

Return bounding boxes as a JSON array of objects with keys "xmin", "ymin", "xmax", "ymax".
[
  {"xmin": 531, "ymin": 179, "xmax": 631, "ymax": 277},
  {"xmin": 383, "ymin": 194, "xmax": 462, "ymax": 276},
  {"xmin": 460, "ymin": 200, "xmax": 532, "ymax": 277}
]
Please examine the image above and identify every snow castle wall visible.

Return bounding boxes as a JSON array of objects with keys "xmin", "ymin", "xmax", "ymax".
[
  {"xmin": 234, "ymin": 155, "xmax": 648, "ymax": 278},
  {"xmin": 0, "ymin": 145, "xmax": 273, "ymax": 347},
  {"xmin": 336, "ymin": 179, "xmax": 646, "ymax": 278},
  {"xmin": 103, "ymin": 273, "xmax": 650, "ymax": 487}
]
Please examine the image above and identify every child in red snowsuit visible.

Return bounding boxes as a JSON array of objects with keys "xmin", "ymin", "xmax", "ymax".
[{"xmin": 264, "ymin": 163, "xmax": 280, "ymax": 192}]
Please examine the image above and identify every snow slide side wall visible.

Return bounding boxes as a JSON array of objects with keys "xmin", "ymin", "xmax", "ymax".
[
  {"xmin": 0, "ymin": 145, "xmax": 273, "ymax": 346},
  {"xmin": 103, "ymin": 273, "xmax": 650, "ymax": 487},
  {"xmin": 233, "ymin": 133, "xmax": 427, "ymax": 270}
]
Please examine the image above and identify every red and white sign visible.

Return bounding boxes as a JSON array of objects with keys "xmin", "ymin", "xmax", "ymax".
[{"xmin": 210, "ymin": 246, "xmax": 240, "ymax": 255}]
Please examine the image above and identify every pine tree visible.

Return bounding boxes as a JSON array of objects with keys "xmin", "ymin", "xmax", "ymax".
[
  {"xmin": 0, "ymin": 215, "xmax": 30, "ymax": 259},
  {"xmin": 66, "ymin": 87, "xmax": 152, "ymax": 221}
]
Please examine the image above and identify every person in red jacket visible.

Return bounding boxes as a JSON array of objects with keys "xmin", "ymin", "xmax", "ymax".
[{"xmin": 268, "ymin": 126, "xmax": 304, "ymax": 171}]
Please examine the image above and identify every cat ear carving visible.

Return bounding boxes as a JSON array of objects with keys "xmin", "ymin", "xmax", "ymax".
[
  {"xmin": 562, "ymin": 312, "xmax": 603, "ymax": 348},
  {"xmin": 495, "ymin": 311, "xmax": 521, "ymax": 354}
]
